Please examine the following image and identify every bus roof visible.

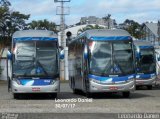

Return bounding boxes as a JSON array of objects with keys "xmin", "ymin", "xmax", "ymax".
[
  {"xmin": 84, "ymin": 29, "xmax": 131, "ymax": 38},
  {"xmin": 74, "ymin": 29, "xmax": 131, "ymax": 41},
  {"xmin": 13, "ymin": 30, "xmax": 58, "ymax": 42},
  {"xmin": 133, "ymin": 40, "xmax": 153, "ymax": 47}
]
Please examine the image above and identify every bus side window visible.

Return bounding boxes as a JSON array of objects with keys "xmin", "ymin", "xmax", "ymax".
[
  {"xmin": 157, "ymin": 53, "xmax": 160, "ymax": 61},
  {"xmin": 75, "ymin": 38, "xmax": 84, "ymax": 76}
]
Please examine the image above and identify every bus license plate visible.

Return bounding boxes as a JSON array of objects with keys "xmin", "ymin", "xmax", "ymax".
[
  {"xmin": 109, "ymin": 87, "xmax": 118, "ymax": 90},
  {"xmin": 138, "ymin": 81, "xmax": 144, "ymax": 84},
  {"xmin": 32, "ymin": 87, "xmax": 41, "ymax": 92}
]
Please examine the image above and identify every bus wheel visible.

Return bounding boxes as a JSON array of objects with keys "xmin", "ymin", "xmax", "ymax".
[
  {"xmin": 85, "ymin": 80, "xmax": 92, "ymax": 98},
  {"xmin": 136, "ymin": 86, "xmax": 140, "ymax": 90},
  {"xmin": 73, "ymin": 88, "xmax": 79, "ymax": 94},
  {"xmin": 122, "ymin": 92, "xmax": 130, "ymax": 98},
  {"xmin": 70, "ymin": 77, "xmax": 74, "ymax": 89},
  {"xmin": 13, "ymin": 93, "xmax": 19, "ymax": 99},
  {"xmin": 50, "ymin": 93, "xmax": 57, "ymax": 99},
  {"xmin": 147, "ymin": 85, "xmax": 152, "ymax": 90},
  {"xmin": 72, "ymin": 78, "xmax": 78, "ymax": 94},
  {"xmin": 86, "ymin": 92, "xmax": 92, "ymax": 98}
]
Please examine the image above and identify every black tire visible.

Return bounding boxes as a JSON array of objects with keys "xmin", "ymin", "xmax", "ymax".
[
  {"xmin": 147, "ymin": 85, "xmax": 152, "ymax": 90},
  {"xmin": 86, "ymin": 92, "xmax": 92, "ymax": 98},
  {"xmin": 136, "ymin": 85, "xmax": 140, "ymax": 90},
  {"xmin": 85, "ymin": 80, "xmax": 92, "ymax": 98},
  {"xmin": 70, "ymin": 77, "xmax": 74, "ymax": 89},
  {"xmin": 122, "ymin": 92, "xmax": 130, "ymax": 98},
  {"xmin": 50, "ymin": 93, "xmax": 57, "ymax": 99},
  {"xmin": 72, "ymin": 78, "xmax": 79, "ymax": 94},
  {"xmin": 69, "ymin": 77, "xmax": 72, "ymax": 88},
  {"xmin": 13, "ymin": 93, "xmax": 19, "ymax": 99},
  {"xmin": 7, "ymin": 77, "xmax": 11, "ymax": 92}
]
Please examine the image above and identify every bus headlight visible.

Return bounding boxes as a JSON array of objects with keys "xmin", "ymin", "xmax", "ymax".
[
  {"xmin": 13, "ymin": 79, "xmax": 21, "ymax": 85},
  {"xmin": 126, "ymin": 78, "xmax": 134, "ymax": 83},
  {"xmin": 51, "ymin": 80, "xmax": 56, "ymax": 84},
  {"xmin": 90, "ymin": 78, "xmax": 101, "ymax": 84},
  {"xmin": 151, "ymin": 75, "xmax": 156, "ymax": 79},
  {"xmin": 50, "ymin": 79, "xmax": 58, "ymax": 85}
]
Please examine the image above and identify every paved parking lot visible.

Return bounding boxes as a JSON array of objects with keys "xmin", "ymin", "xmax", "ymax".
[{"xmin": 0, "ymin": 81, "xmax": 160, "ymax": 115}]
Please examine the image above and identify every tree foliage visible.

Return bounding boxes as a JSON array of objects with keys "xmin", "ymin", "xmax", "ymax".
[
  {"xmin": 78, "ymin": 24, "xmax": 105, "ymax": 35},
  {"xmin": 29, "ymin": 19, "xmax": 57, "ymax": 32},
  {"xmin": 0, "ymin": 0, "xmax": 30, "ymax": 46},
  {"xmin": 0, "ymin": 0, "xmax": 57, "ymax": 47},
  {"xmin": 122, "ymin": 19, "xmax": 144, "ymax": 39},
  {"xmin": 8, "ymin": 11, "xmax": 30, "ymax": 36},
  {"xmin": 0, "ymin": 0, "xmax": 11, "ymax": 7}
]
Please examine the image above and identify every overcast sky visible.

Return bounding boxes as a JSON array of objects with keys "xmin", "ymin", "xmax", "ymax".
[{"xmin": 10, "ymin": 0, "xmax": 160, "ymax": 25}]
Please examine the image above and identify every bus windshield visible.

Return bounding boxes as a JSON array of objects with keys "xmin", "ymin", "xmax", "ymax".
[
  {"xmin": 13, "ymin": 41, "xmax": 58, "ymax": 77},
  {"xmin": 89, "ymin": 40, "xmax": 134, "ymax": 76},
  {"xmin": 137, "ymin": 48, "xmax": 155, "ymax": 74}
]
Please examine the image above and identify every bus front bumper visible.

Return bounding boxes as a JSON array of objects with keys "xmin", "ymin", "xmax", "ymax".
[
  {"xmin": 136, "ymin": 77, "xmax": 156, "ymax": 86},
  {"xmin": 11, "ymin": 80, "xmax": 60, "ymax": 93},
  {"xmin": 89, "ymin": 80, "xmax": 135, "ymax": 93}
]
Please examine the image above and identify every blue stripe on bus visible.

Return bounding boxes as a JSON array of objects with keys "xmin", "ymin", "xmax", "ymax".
[
  {"xmin": 18, "ymin": 79, "xmax": 53, "ymax": 86},
  {"xmin": 136, "ymin": 73, "xmax": 156, "ymax": 79},
  {"xmin": 14, "ymin": 37, "xmax": 58, "ymax": 42},
  {"xmin": 139, "ymin": 46, "xmax": 154, "ymax": 49},
  {"xmin": 88, "ymin": 74, "xmax": 135, "ymax": 82},
  {"xmin": 90, "ymin": 36, "xmax": 131, "ymax": 41}
]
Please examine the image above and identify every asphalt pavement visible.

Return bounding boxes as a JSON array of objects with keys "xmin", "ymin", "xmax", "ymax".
[{"xmin": 0, "ymin": 81, "xmax": 160, "ymax": 119}]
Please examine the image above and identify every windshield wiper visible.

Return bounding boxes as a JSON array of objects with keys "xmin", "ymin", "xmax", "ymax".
[
  {"xmin": 36, "ymin": 60, "xmax": 49, "ymax": 76},
  {"xmin": 113, "ymin": 55, "xmax": 125, "ymax": 75},
  {"xmin": 22, "ymin": 57, "xmax": 48, "ymax": 76},
  {"xmin": 102, "ymin": 61, "xmax": 113, "ymax": 75}
]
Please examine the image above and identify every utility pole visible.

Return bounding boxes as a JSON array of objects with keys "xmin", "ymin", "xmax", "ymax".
[{"xmin": 54, "ymin": 0, "xmax": 70, "ymax": 80}]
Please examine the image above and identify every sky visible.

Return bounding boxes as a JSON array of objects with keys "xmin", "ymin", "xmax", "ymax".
[{"xmin": 10, "ymin": 0, "xmax": 160, "ymax": 25}]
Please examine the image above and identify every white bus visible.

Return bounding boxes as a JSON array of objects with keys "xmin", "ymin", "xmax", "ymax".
[
  {"xmin": 134, "ymin": 40, "xmax": 156, "ymax": 89},
  {"xmin": 68, "ymin": 29, "xmax": 135, "ymax": 98},
  {"xmin": 7, "ymin": 30, "xmax": 61, "ymax": 99}
]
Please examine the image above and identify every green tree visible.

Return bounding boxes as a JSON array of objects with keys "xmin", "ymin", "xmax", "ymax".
[
  {"xmin": 77, "ymin": 24, "xmax": 105, "ymax": 35},
  {"xmin": 29, "ymin": 19, "xmax": 57, "ymax": 33},
  {"xmin": 7, "ymin": 11, "xmax": 30, "ymax": 37},
  {"xmin": 0, "ymin": 0, "xmax": 30, "ymax": 46},
  {"xmin": 0, "ymin": 0, "xmax": 11, "ymax": 46},
  {"xmin": 122, "ymin": 19, "xmax": 144, "ymax": 39},
  {"xmin": 103, "ymin": 14, "xmax": 111, "ymax": 29},
  {"xmin": 0, "ymin": 0, "xmax": 11, "ymax": 7}
]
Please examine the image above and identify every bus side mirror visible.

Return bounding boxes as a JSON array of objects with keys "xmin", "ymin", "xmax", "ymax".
[
  {"xmin": 136, "ymin": 52, "xmax": 141, "ymax": 59},
  {"xmin": 136, "ymin": 68, "xmax": 140, "ymax": 72},
  {"xmin": 157, "ymin": 55, "xmax": 160, "ymax": 61},
  {"xmin": 60, "ymin": 50, "xmax": 64, "ymax": 59},
  {"xmin": 84, "ymin": 45, "xmax": 88, "ymax": 59},
  {"xmin": 7, "ymin": 51, "xmax": 12, "ymax": 60}
]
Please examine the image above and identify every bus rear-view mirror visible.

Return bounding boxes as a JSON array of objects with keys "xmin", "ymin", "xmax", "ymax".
[
  {"xmin": 136, "ymin": 52, "xmax": 141, "ymax": 59},
  {"xmin": 84, "ymin": 45, "xmax": 88, "ymax": 59},
  {"xmin": 60, "ymin": 50, "xmax": 64, "ymax": 59},
  {"xmin": 7, "ymin": 51, "xmax": 12, "ymax": 60},
  {"xmin": 157, "ymin": 55, "xmax": 160, "ymax": 61}
]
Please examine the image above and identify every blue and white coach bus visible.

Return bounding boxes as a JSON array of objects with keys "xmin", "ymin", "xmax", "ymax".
[
  {"xmin": 68, "ymin": 29, "xmax": 135, "ymax": 98},
  {"xmin": 7, "ymin": 30, "xmax": 60, "ymax": 99},
  {"xmin": 134, "ymin": 40, "xmax": 156, "ymax": 90}
]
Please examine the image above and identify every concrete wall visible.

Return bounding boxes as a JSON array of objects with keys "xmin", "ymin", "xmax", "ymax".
[{"xmin": 0, "ymin": 59, "xmax": 7, "ymax": 80}]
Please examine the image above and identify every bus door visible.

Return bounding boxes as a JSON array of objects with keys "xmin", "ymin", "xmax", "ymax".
[
  {"xmin": 75, "ymin": 40, "xmax": 84, "ymax": 90},
  {"xmin": 7, "ymin": 48, "xmax": 12, "ymax": 92}
]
